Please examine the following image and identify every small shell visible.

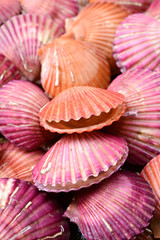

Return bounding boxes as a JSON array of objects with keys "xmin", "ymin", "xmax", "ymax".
[
  {"xmin": 141, "ymin": 155, "xmax": 160, "ymax": 219},
  {"xmin": 113, "ymin": 13, "xmax": 160, "ymax": 72},
  {"xmin": 0, "ymin": 80, "xmax": 57, "ymax": 150},
  {"xmin": 108, "ymin": 68, "xmax": 160, "ymax": 165},
  {"xmin": 0, "ymin": 14, "xmax": 64, "ymax": 81},
  {"xmin": 0, "ymin": 0, "xmax": 20, "ymax": 25},
  {"xmin": 32, "ymin": 131, "xmax": 128, "ymax": 192},
  {"xmin": 64, "ymin": 171, "xmax": 155, "ymax": 240},
  {"xmin": 65, "ymin": 2, "xmax": 130, "ymax": 73},
  {"xmin": 39, "ymin": 86, "xmax": 126, "ymax": 134},
  {"xmin": 38, "ymin": 37, "xmax": 111, "ymax": 98},
  {"xmin": 0, "ymin": 141, "xmax": 44, "ymax": 182},
  {"xmin": 0, "ymin": 178, "xmax": 70, "ymax": 239},
  {"xmin": 20, "ymin": 0, "xmax": 79, "ymax": 27},
  {"xmin": 89, "ymin": 0, "xmax": 153, "ymax": 13},
  {"xmin": 0, "ymin": 54, "xmax": 21, "ymax": 87}
]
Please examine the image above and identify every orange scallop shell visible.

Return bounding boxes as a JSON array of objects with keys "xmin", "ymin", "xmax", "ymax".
[
  {"xmin": 0, "ymin": 141, "xmax": 44, "ymax": 182},
  {"xmin": 141, "ymin": 154, "xmax": 160, "ymax": 219},
  {"xmin": 38, "ymin": 37, "xmax": 111, "ymax": 98},
  {"xmin": 39, "ymin": 86, "xmax": 126, "ymax": 134},
  {"xmin": 89, "ymin": 0, "xmax": 152, "ymax": 13},
  {"xmin": 65, "ymin": 2, "xmax": 130, "ymax": 73}
]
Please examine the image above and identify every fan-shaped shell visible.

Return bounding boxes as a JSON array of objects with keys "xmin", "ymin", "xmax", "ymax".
[
  {"xmin": 20, "ymin": 0, "xmax": 79, "ymax": 27},
  {"xmin": 0, "ymin": 141, "xmax": 44, "ymax": 182},
  {"xmin": 0, "ymin": 54, "xmax": 21, "ymax": 87},
  {"xmin": 141, "ymin": 155, "xmax": 160, "ymax": 219},
  {"xmin": 108, "ymin": 68, "xmax": 160, "ymax": 165},
  {"xmin": 64, "ymin": 171, "xmax": 155, "ymax": 240},
  {"xmin": 89, "ymin": 0, "xmax": 153, "ymax": 13},
  {"xmin": 38, "ymin": 37, "xmax": 111, "ymax": 98},
  {"xmin": 65, "ymin": 2, "xmax": 130, "ymax": 73},
  {"xmin": 0, "ymin": 0, "xmax": 20, "ymax": 25},
  {"xmin": 39, "ymin": 86, "xmax": 126, "ymax": 134},
  {"xmin": 0, "ymin": 80, "xmax": 57, "ymax": 150},
  {"xmin": 0, "ymin": 14, "xmax": 64, "ymax": 81},
  {"xmin": 0, "ymin": 178, "xmax": 70, "ymax": 239},
  {"xmin": 113, "ymin": 13, "xmax": 160, "ymax": 72},
  {"xmin": 32, "ymin": 131, "xmax": 128, "ymax": 192}
]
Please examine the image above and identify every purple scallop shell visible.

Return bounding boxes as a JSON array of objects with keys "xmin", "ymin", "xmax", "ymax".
[
  {"xmin": 0, "ymin": 80, "xmax": 58, "ymax": 150},
  {"xmin": 0, "ymin": 178, "xmax": 70, "ymax": 239},
  {"xmin": 64, "ymin": 171, "xmax": 155, "ymax": 240}
]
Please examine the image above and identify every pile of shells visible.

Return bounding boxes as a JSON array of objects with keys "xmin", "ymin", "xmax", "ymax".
[{"xmin": 1, "ymin": 0, "xmax": 160, "ymax": 240}]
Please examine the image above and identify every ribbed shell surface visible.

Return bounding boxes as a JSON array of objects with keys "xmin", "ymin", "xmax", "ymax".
[
  {"xmin": 0, "ymin": 80, "xmax": 56, "ymax": 150},
  {"xmin": 32, "ymin": 131, "xmax": 128, "ymax": 192},
  {"xmin": 65, "ymin": 2, "xmax": 130, "ymax": 70},
  {"xmin": 113, "ymin": 13, "xmax": 160, "ymax": 72},
  {"xmin": 141, "ymin": 155, "xmax": 160, "ymax": 219},
  {"xmin": 108, "ymin": 68, "xmax": 160, "ymax": 165},
  {"xmin": 0, "ymin": 54, "xmax": 21, "ymax": 87},
  {"xmin": 0, "ymin": 178, "xmax": 70, "ymax": 240},
  {"xmin": 38, "ymin": 37, "xmax": 111, "ymax": 98},
  {"xmin": 39, "ymin": 86, "xmax": 126, "ymax": 134},
  {"xmin": 64, "ymin": 171, "xmax": 155, "ymax": 240},
  {"xmin": 0, "ymin": 0, "xmax": 20, "ymax": 25},
  {"xmin": 0, "ymin": 14, "xmax": 64, "ymax": 81},
  {"xmin": 0, "ymin": 141, "xmax": 44, "ymax": 182}
]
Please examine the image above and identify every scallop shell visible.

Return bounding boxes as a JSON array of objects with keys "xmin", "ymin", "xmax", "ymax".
[
  {"xmin": 64, "ymin": 171, "xmax": 155, "ymax": 240},
  {"xmin": 141, "ymin": 155, "xmax": 160, "ymax": 219},
  {"xmin": 0, "ymin": 141, "xmax": 44, "ymax": 182},
  {"xmin": 113, "ymin": 13, "xmax": 160, "ymax": 72},
  {"xmin": 0, "ymin": 80, "xmax": 57, "ymax": 150},
  {"xmin": 32, "ymin": 131, "xmax": 128, "ymax": 192},
  {"xmin": 0, "ymin": 14, "xmax": 64, "ymax": 82},
  {"xmin": 108, "ymin": 68, "xmax": 160, "ymax": 165},
  {"xmin": 89, "ymin": 0, "xmax": 153, "ymax": 13},
  {"xmin": 0, "ymin": 54, "xmax": 21, "ymax": 87},
  {"xmin": 0, "ymin": 178, "xmax": 70, "ymax": 240},
  {"xmin": 0, "ymin": 0, "xmax": 21, "ymax": 25},
  {"xmin": 38, "ymin": 37, "xmax": 111, "ymax": 98},
  {"xmin": 146, "ymin": 0, "xmax": 160, "ymax": 20},
  {"xmin": 39, "ymin": 86, "xmax": 126, "ymax": 134},
  {"xmin": 65, "ymin": 2, "xmax": 130, "ymax": 73},
  {"xmin": 20, "ymin": 0, "xmax": 79, "ymax": 27}
]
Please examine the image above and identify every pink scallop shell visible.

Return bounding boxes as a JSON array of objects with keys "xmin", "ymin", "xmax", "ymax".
[
  {"xmin": 0, "ymin": 54, "xmax": 21, "ymax": 87},
  {"xmin": 0, "ymin": 178, "xmax": 70, "ymax": 239},
  {"xmin": 108, "ymin": 68, "xmax": 160, "ymax": 165},
  {"xmin": 141, "ymin": 154, "xmax": 160, "ymax": 219},
  {"xmin": 0, "ymin": 0, "xmax": 21, "ymax": 25},
  {"xmin": 89, "ymin": 0, "xmax": 153, "ymax": 13},
  {"xmin": 64, "ymin": 171, "xmax": 155, "ymax": 240},
  {"xmin": 146, "ymin": 0, "xmax": 160, "ymax": 20},
  {"xmin": 0, "ymin": 80, "xmax": 57, "ymax": 150},
  {"xmin": 0, "ymin": 14, "xmax": 64, "ymax": 81},
  {"xmin": 65, "ymin": 2, "xmax": 130, "ymax": 74},
  {"xmin": 32, "ymin": 131, "xmax": 128, "ymax": 192},
  {"xmin": 38, "ymin": 37, "xmax": 111, "ymax": 98},
  {"xmin": 39, "ymin": 86, "xmax": 126, "ymax": 134},
  {"xmin": 0, "ymin": 141, "xmax": 44, "ymax": 182},
  {"xmin": 20, "ymin": 0, "xmax": 79, "ymax": 27},
  {"xmin": 113, "ymin": 13, "xmax": 160, "ymax": 72}
]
